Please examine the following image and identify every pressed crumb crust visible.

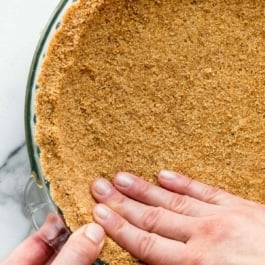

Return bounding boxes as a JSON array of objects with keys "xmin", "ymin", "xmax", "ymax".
[{"xmin": 36, "ymin": 0, "xmax": 265, "ymax": 263}]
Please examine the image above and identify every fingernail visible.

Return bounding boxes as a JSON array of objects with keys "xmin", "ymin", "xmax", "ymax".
[
  {"xmin": 41, "ymin": 214, "xmax": 68, "ymax": 241},
  {"xmin": 115, "ymin": 173, "xmax": 134, "ymax": 187},
  {"xmin": 94, "ymin": 204, "xmax": 111, "ymax": 219},
  {"xmin": 93, "ymin": 179, "xmax": 112, "ymax": 196},
  {"xmin": 159, "ymin": 170, "xmax": 176, "ymax": 180},
  {"xmin": 39, "ymin": 214, "xmax": 71, "ymax": 251},
  {"xmin": 84, "ymin": 223, "xmax": 104, "ymax": 244}
]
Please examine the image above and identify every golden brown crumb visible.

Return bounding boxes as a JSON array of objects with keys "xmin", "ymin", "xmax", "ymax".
[{"xmin": 36, "ymin": 0, "xmax": 265, "ymax": 263}]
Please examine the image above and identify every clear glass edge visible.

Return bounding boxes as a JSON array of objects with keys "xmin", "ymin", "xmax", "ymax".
[
  {"xmin": 24, "ymin": 0, "xmax": 70, "ymax": 186},
  {"xmin": 24, "ymin": 0, "xmax": 72, "ymax": 230},
  {"xmin": 24, "ymin": 1, "xmax": 109, "ymax": 263}
]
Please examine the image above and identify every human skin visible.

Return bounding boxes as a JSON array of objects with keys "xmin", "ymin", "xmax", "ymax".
[
  {"xmin": 92, "ymin": 170, "xmax": 265, "ymax": 265},
  {"xmin": 1, "ymin": 170, "xmax": 264, "ymax": 265},
  {"xmin": 1, "ymin": 214, "xmax": 104, "ymax": 265}
]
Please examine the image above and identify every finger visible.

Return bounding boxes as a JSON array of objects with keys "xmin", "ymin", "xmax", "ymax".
[
  {"xmin": 93, "ymin": 204, "xmax": 199, "ymax": 265},
  {"xmin": 52, "ymin": 223, "xmax": 104, "ymax": 265},
  {"xmin": 158, "ymin": 170, "xmax": 243, "ymax": 206},
  {"xmin": 92, "ymin": 179, "xmax": 195, "ymax": 241},
  {"xmin": 2, "ymin": 214, "xmax": 66, "ymax": 265},
  {"xmin": 113, "ymin": 173, "xmax": 219, "ymax": 216}
]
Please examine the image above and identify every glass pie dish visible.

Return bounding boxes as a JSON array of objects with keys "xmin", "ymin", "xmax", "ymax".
[{"xmin": 24, "ymin": 1, "xmax": 107, "ymax": 264}]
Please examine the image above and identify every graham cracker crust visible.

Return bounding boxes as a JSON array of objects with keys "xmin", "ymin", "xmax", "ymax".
[{"xmin": 36, "ymin": 0, "xmax": 265, "ymax": 263}]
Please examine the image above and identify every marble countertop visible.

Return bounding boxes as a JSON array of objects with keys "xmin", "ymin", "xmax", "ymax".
[{"xmin": 0, "ymin": 0, "xmax": 58, "ymax": 260}]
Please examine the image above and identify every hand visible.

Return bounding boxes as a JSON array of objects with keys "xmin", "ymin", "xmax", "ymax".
[
  {"xmin": 91, "ymin": 170, "xmax": 265, "ymax": 265},
  {"xmin": 1, "ymin": 214, "xmax": 105, "ymax": 265}
]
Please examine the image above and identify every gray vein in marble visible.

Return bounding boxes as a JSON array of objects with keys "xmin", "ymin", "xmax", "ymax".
[
  {"xmin": 0, "ymin": 142, "xmax": 26, "ymax": 170},
  {"xmin": 0, "ymin": 144, "xmax": 32, "ymax": 260}
]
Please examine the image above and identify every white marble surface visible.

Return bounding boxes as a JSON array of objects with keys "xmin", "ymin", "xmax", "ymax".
[{"xmin": 0, "ymin": 0, "xmax": 58, "ymax": 261}]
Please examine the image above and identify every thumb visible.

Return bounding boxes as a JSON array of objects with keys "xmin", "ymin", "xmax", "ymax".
[
  {"xmin": 52, "ymin": 223, "xmax": 105, "ymax": 265},
  {"xmin": 2, "ymin": 214, "xmax": 69, "ymax": 265}
]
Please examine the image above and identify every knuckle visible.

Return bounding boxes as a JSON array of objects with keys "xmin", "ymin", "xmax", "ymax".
[
  {"xmin": 168, "ymin": 194, "xmax": 189, "ymax": 213},
  {"xmin": 138, "ymin": 181, "xmax": 151, "ymax": 200},
  {"xmin": 141, "ymin": 207, "xmax": 163, "ymax": 232},
  {"xmin": 112, "ymin": 215, "xmax": 127, "ymax": 236},
  {"xmin": 107, "ymin": 213, "xmax": 135, "ymax": 245},
  {"xmin": 199, "ymin": 218, "xmax": 220, "ymax": 236},
  {"xmin": 201, "ymin": 185, "xmax": 222, "ymax": 203},
  {"xmin": 137, "ymin": 233, "xmax": 157, "ymax": 261},
  {"xmin": 182, "ymin": 177, "xmax": 194, "ymax": 192},
  {"xmin": 110, "ymin": 192, "xmax": 127, "ymax": 208},
  {"xmin": 31, "ymin": 235, "xmax": 52, "ymax": 257},
  {"xmin": 199, "ymin": 217, "xmax": 231, "ymax": 240}
]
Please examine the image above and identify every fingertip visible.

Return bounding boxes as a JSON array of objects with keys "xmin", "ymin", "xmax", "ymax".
[
  {"xmin": 114, "ymin": 172, "xmax": 135, "ymax": 188},
  {"xmin": 84, "ymin": 223, "xmax": 105, "ymax": 245},
  {"xmin": 92, "ymin": 178, "xmax": 113, "ymax": 197},
  {"xmin": 158, "ymin": 170, "xmax": 178, "ymax": 180},
  {"xmin": 53, "ymin": 223, "xmax": 105, "ymax": 265},
  {"xmin": 158, "ymin": 170, "xmax": 188, "ymax": 185},
  {"xmin": 93, "ymin": 204, "xmax": 112, "ymax": 221}
]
